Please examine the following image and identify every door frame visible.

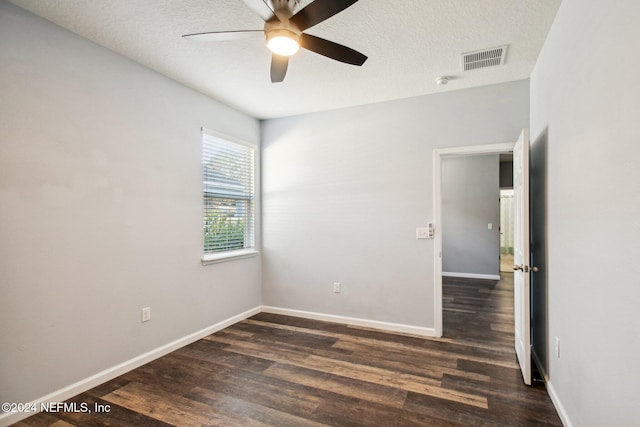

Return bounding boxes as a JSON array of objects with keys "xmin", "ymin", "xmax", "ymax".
[{"xmin": 432, "ymin": 142, "xmax": 516, "ymax": 337}]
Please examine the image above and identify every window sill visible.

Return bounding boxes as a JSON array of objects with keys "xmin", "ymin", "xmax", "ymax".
[{"xmin": 201, "ymin": 248, "xmax": 259, "ymax": 265}]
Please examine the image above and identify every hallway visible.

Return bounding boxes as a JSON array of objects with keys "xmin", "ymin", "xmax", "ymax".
[{"xmin": 442, "ymin": 274, "xmax": 561, "ymax": 425}]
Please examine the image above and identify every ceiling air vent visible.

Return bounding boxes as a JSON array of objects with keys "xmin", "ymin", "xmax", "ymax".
[{"xmin": 461, "ymin": 45, "xmax": 508, "ymax": 71}]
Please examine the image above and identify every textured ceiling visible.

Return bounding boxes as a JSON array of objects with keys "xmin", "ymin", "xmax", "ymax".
[{"xmin": 8, "ymin": 0, "xmax": 561, "ymax": 119}]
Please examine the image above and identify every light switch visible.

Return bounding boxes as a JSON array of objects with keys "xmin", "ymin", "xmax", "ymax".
[
  {"xmin": 416, "ymin": 224, "xmax": 434, "ymax": 239},
  {"xmin": 488, "ymin": 223, "xmax": 493, "ymax": 230}
]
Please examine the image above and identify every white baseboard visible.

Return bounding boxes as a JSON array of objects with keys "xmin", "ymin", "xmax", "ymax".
[
  {"xmin": 261, "ymin": 305, "xmax": 437, "ymax": 337},
  {"xmin": 532, "ymin": 349, "xmax": 572, "ymax": 427},
  {"xmin": 0, "ymin": 306, "xmax": 261, "ymax": 427},
  {"xmin": 545, "ymin": 378, "xmax": 572, "ymax": 427},
  {"xmin": 442, "ymin": 272, "xmax": 501, "ymax": 280}
]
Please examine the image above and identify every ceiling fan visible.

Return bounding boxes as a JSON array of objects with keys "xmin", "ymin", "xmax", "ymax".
[{"xmin": 182, "ymin": 0, "xmax": 368, "ymax": 83}]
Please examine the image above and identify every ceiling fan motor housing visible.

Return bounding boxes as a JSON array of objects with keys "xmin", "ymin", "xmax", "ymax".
[
  {"xmin": 271, "ymin": 0, "xmax": 300, "ymax": 14},
  {"xmin": 264, "ymin": 0, "xmax": 301, "ymax": 45}
]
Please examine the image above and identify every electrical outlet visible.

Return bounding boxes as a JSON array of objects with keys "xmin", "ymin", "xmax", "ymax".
[
  {"xmin": 141, "ymin": 307, "xmax": 151, "ymax": 323},
  {"xmin": 555, "ymin": 336, "xmax": 560, "ymax": 358},
  {"xmin": 333, "ymin": 282, "xmax": 341, "ymax": 293}
]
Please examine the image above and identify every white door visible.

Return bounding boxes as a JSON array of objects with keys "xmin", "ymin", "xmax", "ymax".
[{"xmin": 513, "ymin": 128, "xmax": 531, "ymax": 385}]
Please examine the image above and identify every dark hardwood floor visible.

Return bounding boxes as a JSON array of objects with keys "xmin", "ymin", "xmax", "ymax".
[{"xmin": 17, "ymin": 274, "xmax": 561, "ymax": 426}]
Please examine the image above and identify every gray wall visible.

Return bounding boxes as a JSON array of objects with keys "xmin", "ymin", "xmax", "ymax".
[
  {"xmin": 0, "ymin": 1, "xmax": 261, "ymax": 406},
  {"xmin": 530, "ymin": 0, "xmax": 640, "ymax": 425},
  {"xmin": 261, "ymin": 80, "xmax": 529, "ymax": 329},
  {"xmin": 442, "ymin": 155, "xmax": 500, "ymax": 277}
]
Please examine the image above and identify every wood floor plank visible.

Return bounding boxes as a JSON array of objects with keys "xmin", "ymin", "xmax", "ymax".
[
  {"xmin": 487, "ymin": 394, "xmax": 563, "ymax": 426},
  {"xmin": 245, "ymin": 318, "xmax": 494, "ymax": 385},
  {"xmin": 102, "ymin": 382, "xmax": 272, "ymax": 427},
  {"xmin": 403, "ymin": 392, "xmax": 505, "ymax": 427},
  {"xmin": 206, "ymin": 325, "xmax": 487, "ymax": 408},
  {"xmin": 263, "ymin": 363, "xmax": 408, "ymax": 408},
  {"xmin": 17, "ymin": 420, "xmax": 74, "ymax": 427},
  {"xmin": 206, "ymin": 334, "xmax": 314, "ymax": 365},
  {"xmin": 192, "ymin": 367, "xmax": 324, "ymax": 419},
  {"xmin": 50, "ymin": 393, "xmax": 173, "ymax": 427},
  {"xmin": 12, "ymin": 413, "xmax": 70, "ymax": 427},
  {"xmin": 227, "ymin": 322, "xmax": 339, "ymax": 349},
  {"xmin": 173, "ymin": 339, "xmax": 275, "ymax": 373},
  {"xmin": 441, "ymin": 373, "xmax": 554, "ymax": 406},
  {"xmin": 184, "ymin": 386, "xmax": 329, "ymax": 427},
  {"xmin": 311, "ymin": 396, "xmax": 468, "ymax": 427},
  {"xmin": 113, "ymin": 352, "xmax": 222, "ymax": 396},
  {"xmin": 299, "ymin": 355, "xmax": 488, "ymax": 409}
]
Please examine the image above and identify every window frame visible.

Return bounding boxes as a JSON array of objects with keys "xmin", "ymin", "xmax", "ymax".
[{"xmin": 201, "ymin": 128, "xmax": 258, "ymax": 265}]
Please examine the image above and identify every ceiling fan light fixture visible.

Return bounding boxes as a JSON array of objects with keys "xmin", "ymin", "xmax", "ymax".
[
  {"xmin": 183, "ymin": 0, "xmax": 367, "ymax": 82},
  {"xmin": 266, "ymin": 30, "xmax": 300, "ymax": 56}
]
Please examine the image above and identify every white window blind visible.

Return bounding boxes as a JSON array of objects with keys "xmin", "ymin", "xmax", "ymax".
[{"xmin": 202, "ymin": 132, "xmax": 255, "ymax": 254}]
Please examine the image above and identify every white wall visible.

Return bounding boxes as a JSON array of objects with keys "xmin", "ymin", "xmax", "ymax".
[
  {"xmin": 0, "ymin": 0, "xmax": 261, "ymax": 410},
  {"xmin": 530, "ymin": 0, "xmax": 640, "ymax": 425},
  {"xmin": 261, "ymin": 80, "xmax": 529, "ymax": 330},
  {"xmin": 442, "ymin": 155, "xmax": 500, "ymax": 277}
]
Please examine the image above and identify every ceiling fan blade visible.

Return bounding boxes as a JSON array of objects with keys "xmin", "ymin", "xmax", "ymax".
[
  {"xmin": 290, "ymin": 0, "xmax": 360, "ymax": 31},
  {"xmin": 182, "ymin": 30, "xmax": 264, "ymax": 42},
  {"xmin": 300, "ymin": 33, "xmax": 367, "ymax": 66},
  {"xmin": 241, "ymin": 0, "xmax": 275, "ymax": 22},
  {"xmin": 270, "ymin": 54, "xmax": 289, "ymax": 83}
]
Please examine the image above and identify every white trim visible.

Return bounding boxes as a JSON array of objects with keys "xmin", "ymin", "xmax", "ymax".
[
  {"xmin": 261, "ymin": 306, "xmax": 437, "ymax": 337},
  {"xmin": 433, "ymin": 149, "xmax": 443, "ymax": 337},
  {"xmin": 434, "ymin": 142, "xmax": 515, "ymax": 157},
  {"xmin": 532, "ymin": 350, "xmax": 572, "ymax": 427},
  {"xmin": 0, "ymin": 306, "xmax": 261, "ymax": 427},
  {"xmin": 442, "ymin": 272, "xmax": 501, "ymax": 280},
  {"xmin": 201, "ymin": 248, "xmax": 259, "ymax": 265},
  {"xmin": 545, "ymin": 379, "xmax": 573, "ymax": 427},
  {"xmin": 201, "ymin": 127, "xmax": 258, "ymax": 149},
  {"xmin": 433, "ymin": 141, "xmax": 516, "ymax": 341}
]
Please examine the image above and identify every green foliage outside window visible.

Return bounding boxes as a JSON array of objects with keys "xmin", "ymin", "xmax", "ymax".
[{"xmin": 203, "ymin": 211, "xmax": 245, "ymax": 252}]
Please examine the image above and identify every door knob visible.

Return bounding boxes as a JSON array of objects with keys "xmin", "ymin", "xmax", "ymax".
[
  {"xmin": 532, "ymin": 266, "xmax": 539, "ymax": 272},
  {"xmin": 513, "ymin": 265, "xmax": 523, "ymax": 271}
]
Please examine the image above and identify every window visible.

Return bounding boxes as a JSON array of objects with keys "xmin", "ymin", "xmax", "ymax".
[{"xmin": 202, "ymin": 131, "xmax": 256, "ymax": 263}]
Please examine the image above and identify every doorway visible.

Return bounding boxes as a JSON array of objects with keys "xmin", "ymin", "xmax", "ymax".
[
  {"xmin": 500, "ymin": 188, "xmax": 515, "ymax": 272},
  {"xmin": 433, "ymin": 142, "xmax": 515, "ymax": 337}
]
